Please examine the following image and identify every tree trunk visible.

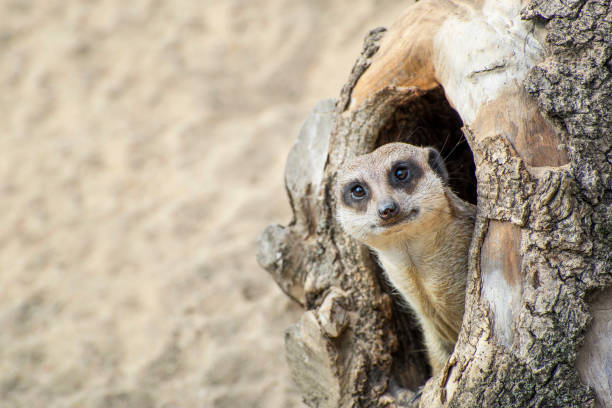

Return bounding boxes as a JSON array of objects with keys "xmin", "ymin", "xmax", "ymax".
[{"xmin": 258, "ymin": 0, "xmax": 611, "ymax": 407}]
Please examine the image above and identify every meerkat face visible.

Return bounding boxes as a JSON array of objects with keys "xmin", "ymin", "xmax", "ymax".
[{"xmin": 336, "ymin": 142, "xmax": 450, "ymax": 248}]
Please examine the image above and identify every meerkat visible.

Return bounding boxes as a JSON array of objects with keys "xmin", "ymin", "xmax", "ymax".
[{"xmin": 336, "ymin": 142, "xmax": 475, "ymax": 374}]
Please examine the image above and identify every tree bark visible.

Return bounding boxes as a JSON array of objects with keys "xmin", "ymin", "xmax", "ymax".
[{"xmin": 258, "ymin": 0, "xmax": 611, "ymax": 407}]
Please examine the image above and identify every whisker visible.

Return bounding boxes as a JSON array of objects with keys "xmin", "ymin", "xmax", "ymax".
[
  {"xmin": 439, "ymin": 131, "xmax": 451, "ymax": 153},
  {"xmin": 443, "ymin": 137, "xmax": 466, "ymax": 161}
]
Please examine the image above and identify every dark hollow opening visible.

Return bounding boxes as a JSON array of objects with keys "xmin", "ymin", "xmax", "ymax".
[{"xmin": 373, "ymin": 86, "xmax": 477, "ymax": 388}]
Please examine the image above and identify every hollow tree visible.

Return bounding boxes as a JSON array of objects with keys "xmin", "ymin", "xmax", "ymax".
[{"xmin": 258, "ymin": 0, "xmax": 611, "ymax": 406}]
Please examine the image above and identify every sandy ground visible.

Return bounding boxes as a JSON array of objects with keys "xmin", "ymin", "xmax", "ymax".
[{"xmin": 0, "ymin": 1, "xmax": 410, "ymax": 407}]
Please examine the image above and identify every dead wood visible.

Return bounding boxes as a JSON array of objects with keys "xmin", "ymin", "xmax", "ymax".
[{"xmin": 258, "ymin": 0, "xmax": 611, "ymax": 406}]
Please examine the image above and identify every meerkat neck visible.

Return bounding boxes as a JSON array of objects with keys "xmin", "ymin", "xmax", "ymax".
[
  {"xmin": 374, "ymin": 204, "xmax": 473, "ymax": 345},
  {"xmin": 377, "ymin": 212, "xmax": 458, "ymax": 277}
]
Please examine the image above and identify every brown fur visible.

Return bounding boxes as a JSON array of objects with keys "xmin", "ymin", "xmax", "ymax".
[{"xmin": 336, "ymin": 142, "xmax": 475, "ymax": 374}]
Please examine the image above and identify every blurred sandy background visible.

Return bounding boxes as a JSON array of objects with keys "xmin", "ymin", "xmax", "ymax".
[{"xmin": 0, "ymin": 1, "xmax": 410, "ymax": 407}]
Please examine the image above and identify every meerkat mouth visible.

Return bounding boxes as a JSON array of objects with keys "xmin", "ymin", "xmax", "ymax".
[{"xmin": 372, "ymin": 207, "xmax": 420, "ymax": 230}]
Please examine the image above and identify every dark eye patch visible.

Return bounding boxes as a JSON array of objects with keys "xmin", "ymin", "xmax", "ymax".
[
  {"xmin": 342, "ymin": 180, "xmax": 370, "ymax": 211},
  {"xmin": 389, "ymin": 160, "xmax": 423, "ymax": 193}
]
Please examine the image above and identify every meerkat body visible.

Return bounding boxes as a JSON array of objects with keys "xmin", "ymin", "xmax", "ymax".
[{"xmin": 336, "ymin": 142, "xmax": 475, "ymax": 374}]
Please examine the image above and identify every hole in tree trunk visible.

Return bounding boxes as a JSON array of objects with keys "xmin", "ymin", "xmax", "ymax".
[
  {"xmin": 373, "ymin": 86, "xmax": 476, "ymax": 388},
  {"xmin": 375, "ymin": 263, "xmax": 432, "ymax": 388}
]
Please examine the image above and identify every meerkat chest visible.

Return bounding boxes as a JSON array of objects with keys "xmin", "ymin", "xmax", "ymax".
[
  {"xmin": 375, "ymin": 244, "xmax": 466, "ymax": 344},
  {"xmin": 375, "ymin": 249, "xmax": 434, "ymax": 314}
]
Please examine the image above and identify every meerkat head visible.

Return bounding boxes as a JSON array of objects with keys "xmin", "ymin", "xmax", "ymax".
[{"xmin": 336, "ymin": 142, "xmax": 450, "ymax": 249}]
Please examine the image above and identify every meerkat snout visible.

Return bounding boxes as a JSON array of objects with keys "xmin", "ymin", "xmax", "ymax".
[
  {"xmin": 335, "ymin": 142, "xmax": 476, "ymax": 375},
  {"xmin": 377, "ymin": 199, "xmax": 399, "ymax": 220}
]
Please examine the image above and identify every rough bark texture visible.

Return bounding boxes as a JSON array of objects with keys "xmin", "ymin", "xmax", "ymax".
[
  {"xmin": 258, "ymin": 0, "xmax": 611, "ymax": 406},
  {"xmin": 522, "ymin": 0, "xmax": 612, "ymax": 405}
]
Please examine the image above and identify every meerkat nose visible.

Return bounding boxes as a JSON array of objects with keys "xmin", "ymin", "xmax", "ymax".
[{"xmin": 377, "ymin": 199, "xmax": 399, "ymax": 220}]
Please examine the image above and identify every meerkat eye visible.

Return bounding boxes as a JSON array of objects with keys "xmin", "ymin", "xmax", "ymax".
[
  {"xmin": 351, "ymin": 184, "xmax": 366, "ymax": 199},
  {"xmin": 394, "ymin": 166, "xmax": 410, "ymax": 181},
  {"xmin": 389, "ymin": 160, "xmax": 422, "ymax": 190},
  {"xmin": 342, "ymin": 181, "xmax": 369, "ymax": 208}
]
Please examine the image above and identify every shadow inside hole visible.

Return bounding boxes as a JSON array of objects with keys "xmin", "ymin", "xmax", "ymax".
[
  {"xmin": 375, "ymin": 87, "xmax": 477, "ymax": 205},
  {"xmin": 374, "ymin": 262, "xmax": 432, "ymax": 389},
  {"xmin": 373, "ymin": 86, "xmax": 477, "ymax": 388}
]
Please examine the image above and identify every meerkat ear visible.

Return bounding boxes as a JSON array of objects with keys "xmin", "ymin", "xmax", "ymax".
[{"xmin": 427, "ymin": 148, "xmax": 449, "ymax": 184}]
